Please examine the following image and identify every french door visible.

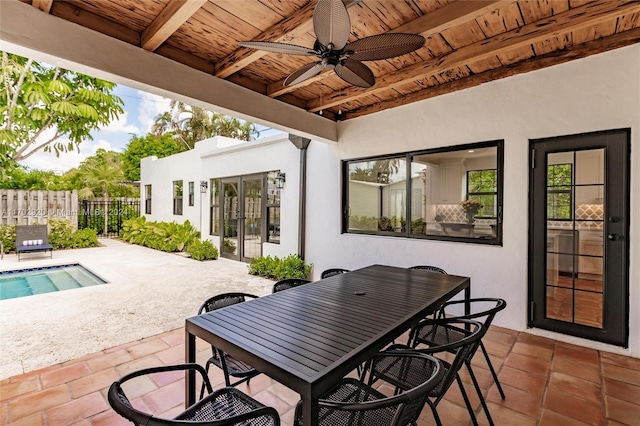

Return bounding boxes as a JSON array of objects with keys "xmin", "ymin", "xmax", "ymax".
[
  {"xmin": 221, "ymin": 175, "xmax": 263, "ymax": 262},
  {"xmin": 529, "ymin": 129, "xmax": 630, "ymax": 346}
]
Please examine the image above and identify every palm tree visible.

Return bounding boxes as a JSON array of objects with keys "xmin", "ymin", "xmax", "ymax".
[
  {"xmin": 79, "ymin": 150, "xmax": 124, "ymax": 235},
  {"xmin": 151, "ymin": 101, "xmax": 257, "ymax": 149}
]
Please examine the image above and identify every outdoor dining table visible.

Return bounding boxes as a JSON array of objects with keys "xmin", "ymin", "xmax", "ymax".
[{"xmin": 185, "ymin": 264, "xmax": 470, "ymax": 426}]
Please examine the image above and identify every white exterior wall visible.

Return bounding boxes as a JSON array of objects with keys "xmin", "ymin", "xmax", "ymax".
[
  {"xmin": 304, "ymin": 45, "xmax": 640, "ymax": 357},
  {"xmin": 141, "ymin": 135, "xmax": 301, "ymax": 258}
]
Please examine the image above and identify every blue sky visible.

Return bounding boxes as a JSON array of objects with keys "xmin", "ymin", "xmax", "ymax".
[{"xmin": 21, "ymin": 85, "xmax": 284, "ymax": 173}]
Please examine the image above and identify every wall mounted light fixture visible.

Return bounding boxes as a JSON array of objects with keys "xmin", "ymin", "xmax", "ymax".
[
  {"xmin": 275, "ymin": 172, "xmax": 286, "ymax": 189},
  {"xmin": 200, "ymin": 180, "xmax": 208, "ymax": 193}
]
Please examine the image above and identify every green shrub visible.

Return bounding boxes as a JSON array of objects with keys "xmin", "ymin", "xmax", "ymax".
[
  {"xmin": 73, "ymin": 228, "xmax": 99, "ymax": 248},
  {"xmin": 186, "ymin": 239, "xmax": 218, "ymax": 261},
  {"xmin": 222, "ymin": 238, "xmax": 236, "ymax": 254},
  {"xmin": 120, "ymin": 218, "xmax": 200, "ymax": 253},
  {"xmin": 49, "ymin": 218, "xmax": 75, "ymax": 249},
  {"xmin": 248, "ymin": 254, "xmax": 312, "ymax": 280},
  {"xmin": 0, "ymin": 224, "xmax": 16, "ymax": 253}
]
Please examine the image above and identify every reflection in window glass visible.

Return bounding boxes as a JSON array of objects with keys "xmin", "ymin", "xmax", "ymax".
[
  {"xmin": 547, "ymin": 164, "xmax": 572, "ymax": 220},
  {"xmin": 173, "ymin": 181, "xmax": 183, "ymax": 215},
  {"xmin": 344, "ymin": 142, "xmax": 502, "ymax": 244},
  {"xmin": 347, "ymin": 157, "xmax": 407, "ymax": 233},
  {"xmin": 144, "ymin": 185, "xmax": 152, "ymax": 214}
]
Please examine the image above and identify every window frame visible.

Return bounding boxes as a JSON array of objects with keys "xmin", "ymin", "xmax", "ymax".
[
  {"xmin": 173, "ymin": 180, "xmax": 183, "ymax": 216},
  {"xmin": 342, "ymin": 140, "xmax": 504, "ymax": 245},
  {"xmin": 144, "ymin": 184, "xmax": 152, "ymax": 214},
  {"xmin": 188, "ymin": 181, "xmax": 195, "ymax": 206},
  {"xmin": 466, "ymin": 169, "xmax": 498, "ymax": 219},
  {"xmin": 266, "ymin": 171, "xmax": 281, "ymax": 244},
  {"xmin": 209, "ymin": 178, "xmax": 219, "ymax": 236}
]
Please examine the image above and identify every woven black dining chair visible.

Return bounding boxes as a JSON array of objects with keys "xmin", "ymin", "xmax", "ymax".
[
  {"xmin": 408, "ymin": 265, "xmax": 447, "ymax": 274},
  {"xmin": 198, "ymin": 293, "xmax": 261, "ymax": 390},
  {"xmin": 294, "ymin": 351, "xmax": 443, "ymax": 426},
  {"xmin": 272, "ymin": 278, "xmax": 311, "ymax": 293},
  {"xmin": 410, "ymin": 298, "xmax": 507, "ymax": 402},
  {"xmin": 108, "ymin": 363, "xmax": 280, "ymax": 426},
  {"xmin": 367, "ymin": 319, "xmax": 484, "ymax": 426},
  {"xmin": 320, "ymin": 268, "xmax": 350, "ymax": 279}
]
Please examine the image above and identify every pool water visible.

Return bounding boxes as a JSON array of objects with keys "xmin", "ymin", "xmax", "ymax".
[{"xmin": 0, "ymin": 264, "xmax": 107, "ymax": 300}]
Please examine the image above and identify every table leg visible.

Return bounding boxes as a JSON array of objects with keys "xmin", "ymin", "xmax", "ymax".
[
  {"xmin": 186, "ymin": 331, "xmax": 196, "ymax": 407},
  {"xmin": 464, "ymin": 285, "xmax": 471, "ymax": 316},
  {"xmin": 302, "ymin": 397, "xmax": 320, "ymax": 426}
]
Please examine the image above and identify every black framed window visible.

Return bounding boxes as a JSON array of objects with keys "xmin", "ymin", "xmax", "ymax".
[
  {"xmin": 547, "ymin": 163, "xmax": 572, "ymax": 220},
  {"xmin": 144, "ymin": 184, "xmax": 152, "ymax": 214},
  {"xmin": 173, "ymin": 180, "xmax": 183, "ymax": 215},
  {"xmin": 466, "ymin": 169, "xmax": 497, "ymax": 219},
  {"xmin": 343, "ymin": 141, "xmax": 503, "ymax": 245},
  {"xmin": 266, "ymin": 171, "xmax": 281, "ymax": 243},
  {"xmin": 209, "ymin": 178, "xmax": 219, "ymax": 236},
  {"xmin": 188, "ymin": 181, "xmax": 194, "ymax": 206}
]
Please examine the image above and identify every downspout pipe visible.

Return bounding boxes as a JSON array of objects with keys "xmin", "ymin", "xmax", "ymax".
[{"xmin": 289, "ymin": 134, "xmax": 311, "ymax": 260}]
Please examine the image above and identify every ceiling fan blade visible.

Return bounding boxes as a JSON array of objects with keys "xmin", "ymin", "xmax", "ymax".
[
  {"xmin": 335, "ymin": 59, "xmax": 375, "ymax": 88},
  {"xmin": 284, "ymin": 62, "xmax": 324, "ymax": 86},
  {"xmin": 239, "ymin": 41, "xmax": 317, "ymax": 56},
  {"xmin": 313, "ymin": 0, "xmax": 351, "ymax": 50},
  {"xmin": 346, "ymin": 33, "xmax": 425, "ymax": 61}
]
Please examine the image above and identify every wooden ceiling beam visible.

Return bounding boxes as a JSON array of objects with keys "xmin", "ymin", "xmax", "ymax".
[
  {"xmin": 267, "ymin": 0, "xmax": 509, "ymax": 98},
  {"xmin": 343, "ymin": 26, "xmax": 640, "ymax": 120},
  {"xmin": 213, "ymin": 1, "xmax": 317, "ymax": 79},
  {"xmin": 213, "ymin": 0, "xmax": 363, "ymax": 79},
  {"xmin": 31, "ymin": 0, "xmax": 53, "ymax": 13},
  {"xmin": 307, "ymin": 0, "xmax": 640, "ymax": 112},
  {"xmin": 141, "ymin": 0, "xmax": 207, "ymax": 51}
]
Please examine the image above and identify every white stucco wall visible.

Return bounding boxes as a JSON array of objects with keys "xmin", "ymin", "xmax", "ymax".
[
  {"xmin": 141, "ymin": 135, "xmax": 301, "ymax": 258},
  {"xmin": 304, "ymin": 45, "xmax": 640, "ymax": 357}
]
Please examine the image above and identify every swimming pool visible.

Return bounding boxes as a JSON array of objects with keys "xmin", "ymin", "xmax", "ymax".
[{"xmin": 0, "ymin": 264, "xmax": 107, "ymax": 300}]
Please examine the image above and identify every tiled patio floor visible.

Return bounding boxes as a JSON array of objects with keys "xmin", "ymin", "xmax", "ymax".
[{"xmin": 2, "ymin": 325, "xmax": 639, "ymax": 426}]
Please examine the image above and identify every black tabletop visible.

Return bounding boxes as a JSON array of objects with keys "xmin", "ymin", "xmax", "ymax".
[{"xmin": 185, "ymin": 264, "xmax": 470, "ymax": 424}]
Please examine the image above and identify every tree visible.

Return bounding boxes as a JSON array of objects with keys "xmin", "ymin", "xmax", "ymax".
[
  {"xmin": 77, "ymin": 149, "xmax": 128, "ymax": 235},
  {"xmin": 0, "ymin": 166, "xmax": 71, "ymax": 190},
  {"xmin": 0, "ymin": 52, "xmax": 124, "ymax": 171},
  {"xmin": 122, "ymin": 134, "xmax": 184, "ymax": 181},
  {"xmin": 151, "ymin": 100, "xmax": 256, "ymax": 149}
]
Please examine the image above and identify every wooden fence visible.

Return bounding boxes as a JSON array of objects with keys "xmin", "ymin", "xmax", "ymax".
[{"xmin": 0, "ymin": 190, "xmax": 79, "ymax": 229}]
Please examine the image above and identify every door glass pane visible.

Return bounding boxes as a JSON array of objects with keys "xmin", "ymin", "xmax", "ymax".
[
  {"xmin": 243, "ymin": 179, "xmax": 262, "ymax": 259},
  {"xmin": 545, "ymin": 150, "xmax": 604, "ymax": 330},
  {"xmin": 223, "ymin": 182, "xmax": 239, "ymax": 256}
]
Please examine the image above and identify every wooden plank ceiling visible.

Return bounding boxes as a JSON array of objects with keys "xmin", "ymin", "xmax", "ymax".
[{"xmin": 22, "ymin": 0, "xmax": 640, "ymax": 122}]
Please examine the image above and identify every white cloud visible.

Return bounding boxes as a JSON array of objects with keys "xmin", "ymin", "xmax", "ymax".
[
  {"xmin": 137, "ymin": 91, "xmax": 172, "ymax": 134},
  {"xmin": 99, "ymin": 110, "xmax": 139, "ymax": 134},
  {"xmin": 20, "ymin": 138, "xmax": 115, "ymax": 173}
]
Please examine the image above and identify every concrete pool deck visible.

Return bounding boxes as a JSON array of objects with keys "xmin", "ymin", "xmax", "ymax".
[{"xmin": 0, "ymin": 239, "xmax": 274, "ymax": 380}]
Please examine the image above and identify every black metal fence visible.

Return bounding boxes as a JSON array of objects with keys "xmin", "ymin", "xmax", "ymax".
[{"xmin": 78, "ymin": 199, "xmax": 140, "ymax": 237}]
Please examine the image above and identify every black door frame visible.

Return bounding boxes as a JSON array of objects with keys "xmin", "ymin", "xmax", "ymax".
[
  {"xmin": 528, "ymin": 128, "xmax": 630, "ymax": 347},
  {"xmin": 219, "ymin": 174, "xmax": 265, "ymax": 262}
]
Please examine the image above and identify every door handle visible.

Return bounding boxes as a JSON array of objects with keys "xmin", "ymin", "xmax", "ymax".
[{"xmin": 607, "ymin": 234, "xmax": 620, "ymax": 241}]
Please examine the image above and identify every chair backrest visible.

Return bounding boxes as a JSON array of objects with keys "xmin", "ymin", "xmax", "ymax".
[
  {"xmin": 108, "ymin": 364, "xmax": 213, "ymax": 426},
  {"xmin": 198, "ymin": 292, "xmax": 258, "ymax": 315},
  {"xmin": 272, "ymin": 278, "xmax": 311, "ymax": 293},
  {"xmin": 438, "ymin": 298, "xmax": 506, "ymax": 332},
  {"xmin": 320, "ymin": 268, "xmax": 350, "ymax": 279},
  {"xmin": 409, "ymin": 265, "xmax": 447, "ymax": 274},
  {"xmin": 414, "ymin": 318, "xmax": 483, "ymax": 399},
  {"xmin": 15, "ymin": 225, "xmax": 49, "ymax": 245},
  {"xmin": 320, "ymin": 353, "xmax": 443, "ymax": 426}
]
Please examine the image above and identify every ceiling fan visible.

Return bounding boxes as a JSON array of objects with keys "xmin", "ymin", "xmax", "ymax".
[{"xmin": 239, "ymin": 0, "xmax": 425, "ymax": 88}]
